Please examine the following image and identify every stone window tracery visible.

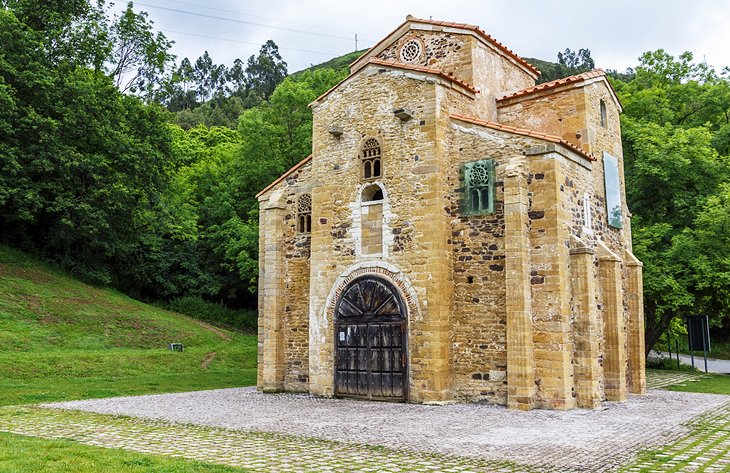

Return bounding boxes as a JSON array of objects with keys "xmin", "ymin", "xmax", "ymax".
[
  {"xmin": 399, "ymin": 39, "xmax": 423, "ymax": 63},
  {"xmin": 297, "ymin": 193, "xmax": 312, "ymax": 234},
  {"xmin": 361, "ymin": 138, "xmax": 382, "ymax": 180},
  {"xmin": 462, "ymin": 159, "xmax": 495, "ymax": 215}
]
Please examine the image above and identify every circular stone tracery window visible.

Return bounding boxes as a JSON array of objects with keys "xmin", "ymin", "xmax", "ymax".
[{"xmin": 399, "ymin": 39, "xmax": 423, "ymax": 63}]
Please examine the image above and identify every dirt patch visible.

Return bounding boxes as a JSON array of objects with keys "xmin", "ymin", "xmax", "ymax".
[
  {"xmin": 21, "ymin": 295, "xmax": 54, "ymax": 322},
  {"xmin": 0, "ymin": 265, "xmax": 54, "ymax": 283},
  {"xmin": 200, "ymin": 352, "xmax": 217, "ymax": 370},
  {"xmin": 196, "ymin": 321, "xmax": 232, "ymax": 341},
  {"xmin": 40, "ymin": 314, "xmax": 61, "ymax": 325}
]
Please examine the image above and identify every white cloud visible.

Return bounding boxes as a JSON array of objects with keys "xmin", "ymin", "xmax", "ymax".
[{"xmin": 126, "ymin": 0, "xmax": 730, "ymax": 73}]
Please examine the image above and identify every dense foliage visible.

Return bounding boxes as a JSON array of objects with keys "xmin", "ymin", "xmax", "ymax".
[
  {"xmin": 613, "ymin": 51, "xmax": 730, "ymax": 351},
  {"xmin": 0, "ymin": 1, "xmax": 347, "ymax": 311},
  {"xmin": 1, "ymin": 0, "xmax": 728, "ymax": 348}
]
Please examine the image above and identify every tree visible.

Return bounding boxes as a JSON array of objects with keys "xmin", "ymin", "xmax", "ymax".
[
  {"xmin": 615, "ymin": 50, "xmax": 730, "ymax": 353},
  {"xmin": 107, "ymin": 2, "xmax": 174, "ymax": 95},
  {"xmin": 557, "ymin": 48, "xmax": 594, "ymax": 70},
  {"xmin": 227, "ymin": 58, "xmax": 246, "ymax": 96},
  {"xmin": 245, "ymin": 40, "xmax": 288, "ymax": 101},
  {"xmin": 525, "ymin": 48, "xmax": 596, "ymax": 84}
]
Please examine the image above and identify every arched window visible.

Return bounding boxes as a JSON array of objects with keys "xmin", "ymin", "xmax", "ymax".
[
  {"xmin": 361, "ymin": 138, "xmax": 382, "ymax": 180},
  {"xmin": 297, "ymin": 193, "xmax": 312, "ymax": 234},
  {"xmin": 362, "ymin": 184, "xmax": 384, "ymax": 202},
  {"xmin": 600, "ymin": 99, "xmax": 607, "ymax": 128}
]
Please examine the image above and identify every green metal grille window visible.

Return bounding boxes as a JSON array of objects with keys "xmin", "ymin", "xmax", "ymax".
[{"xmin": 462, "ymin": 159, "xmax": 495, "ymax": 215}]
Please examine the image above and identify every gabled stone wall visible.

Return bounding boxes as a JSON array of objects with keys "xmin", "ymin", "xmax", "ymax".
[{"xmin": 257, "ymin": 17, "xmax": 644, "ymax": 409}]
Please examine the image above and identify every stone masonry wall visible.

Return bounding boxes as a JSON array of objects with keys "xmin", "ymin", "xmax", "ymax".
[
  {"xmin": 309, "ymin": 68, "xmax": 459, "ymax": 402},
  {"xmin": 470, "ymin": 41, "xmax": 535, "ymax": 120},
  {"xmin": 498, "ymin": 80, "xmax": 639, "ymax": 402},
  {"xmin": 377, "ymin": 31, "xmax": 472, "ymax": 85},
  {"xmin": 376, "ymin": 28, "xmax": 536, "ymax": 121},
  {"xmin": 258, "ymin": 24, "xmax": 642, "ymax": 408},
  {"xmin": 445, "ymin": 119, "xmax": 590, "ymax": 405},
  {"xmin": 258, "ymin": 161, "xmax": 313, "ymax": 392}
]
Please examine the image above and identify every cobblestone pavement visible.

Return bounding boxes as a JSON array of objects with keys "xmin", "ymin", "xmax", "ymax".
[
  {"xmin": 42, "ymin": 387, "xmax": 729, "ymax": 472},
  {"xmin": 0, "ymin": 406, "xmax": 539, "ymax": 473},
  {"xmin": 2, "ymin": 399, "xmax": 730, "ymax": 473},
  {"xmin": 0, "ymin": 371, "xmax": 727, "ymax": 472},
  {"xmin": 645, "ymin": 369, "xmax": 706, "ymax": 389},
  {"xmin": 621, "ymin": 400, "xmax": 730, "ymax": 473}
]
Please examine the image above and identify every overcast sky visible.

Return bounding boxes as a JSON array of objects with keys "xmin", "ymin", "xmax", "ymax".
[{"xmin": 116, "ymin": 0, "xmax": 730, "ymax": 74}]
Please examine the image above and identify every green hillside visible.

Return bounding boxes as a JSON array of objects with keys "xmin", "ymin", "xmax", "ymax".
[
  {"xmin": 0, "ymin": 245, "xmax": 257, "ymax": 406},
  {"xmin": 292, "ymin": 49, "xmax": 367, "ymax": 76}
]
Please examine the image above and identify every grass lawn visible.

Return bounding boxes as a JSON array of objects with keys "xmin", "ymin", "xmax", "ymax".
[
  {"xmin": 0, "ymin": 245, "xmax": 259, "ymax": 470},
  {"xmin": 665, "ymin": 373, "xmax": 730, "ymax": 395},
  {"xmin": 0, "ymin": 245, "xmax": 258, "ymax": 407},
  {"xmin": 0, "ymin": 432, "xmax": 250, "ymax": 473}
]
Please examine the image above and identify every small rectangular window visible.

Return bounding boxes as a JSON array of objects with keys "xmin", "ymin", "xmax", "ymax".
[
  {"xmin": 603, "ymin": 152, "xmax": 622, "ymax": 229},
  {"xmin": 462, "ymin": 159, "xmax": 495, "ymax": 215},
  {"xmin": 583, "ymin": 192, "xmax": 593, "ymax": 233}
]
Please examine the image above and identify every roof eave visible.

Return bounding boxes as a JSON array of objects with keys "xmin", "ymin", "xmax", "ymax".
[
  {"xmin": 256, "ymin": 155, "xmax": 313, "ymax": 199},
  {"xmin": 311, "ymin": 59, "xmax": 479, "ymax": 107},
  {"xmin": 450, "ymin": 113, "xmax": 596, "ymax": 163}
]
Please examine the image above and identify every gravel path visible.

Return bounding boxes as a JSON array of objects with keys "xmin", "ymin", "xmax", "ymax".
[{"xmin": 48, "ymin": 388, "xmax": 729, "ymax": 472}]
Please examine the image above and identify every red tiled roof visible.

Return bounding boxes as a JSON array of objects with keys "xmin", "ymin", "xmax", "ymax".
[
  {"xmin": 351, "ymin": 16, "xmax": 540, "ymax": 78},
  {"xmin": 256, "ymin": 155, "xmax": 312, "ymax": 199},
  {"xmin": 311, "ymin": 57, "xmax": 479, "ymax": 106},
  {"xmin": 497, "ymin": 69, "xmax": 621, "ymax": 110},
  {"xmin": 450, "ymin": 114, "xmax": 596, "ymax": 162}
]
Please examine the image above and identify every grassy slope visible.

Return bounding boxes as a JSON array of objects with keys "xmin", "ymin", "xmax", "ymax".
[
  {"xmin": 290, "ymin": 49, "xmax": 367, "ymax": 76},
  {"xmin": 0, "ymin": 245, "xmax": 257, "ymax": 406}
]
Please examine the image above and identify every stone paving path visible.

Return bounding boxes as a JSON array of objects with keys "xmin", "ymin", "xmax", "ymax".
[
  {"xmin": 45, "ymin": 387, "xmax": 728, "ymax": 472},
  {"xmin": 0, "ymin": 406, "xmax": 538, "ymax": 473},
  {"xmin": 0, "ymin": 371, "xmax": 727, "ymax": 473},
  {"xmin": 2, "ymin": 400, "xmax": 730, "ymax": 473},
  {"xmin": 622, "ymin": 400, "xmax": 730, "ymax": 473},
  {"xmin": 645, "ymin": 369, "xmax": 706, "ymax": 389}
]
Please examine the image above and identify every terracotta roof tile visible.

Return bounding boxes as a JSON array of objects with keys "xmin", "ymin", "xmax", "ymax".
[
  {"xmin": 311, "ymin": 58, "xmax": 479, "ymax": 105},
  {"xmin": 256, "ymin": 155, "xmax": 312, "ymax": 199},
  {"xmin": 350, "ymin": 16, "xmax": 540, "ymax": 78},
  {"xmin": 496, "ymin": 69, "xmax": 618, "ymax": 105},
  {"xmin": 450, "ymin": 114, "xmax": 596, "ymax": 162}
]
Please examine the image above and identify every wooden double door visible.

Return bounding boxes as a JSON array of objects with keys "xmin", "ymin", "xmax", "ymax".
[{"xmin": 334, "ymin": 277, "xmax": 407, "ymax": 401}]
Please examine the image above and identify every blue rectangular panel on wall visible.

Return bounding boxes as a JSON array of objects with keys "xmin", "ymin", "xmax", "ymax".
[{"xmin": 603, "ymin": 152, "xmax": 622, "ymax": 229}]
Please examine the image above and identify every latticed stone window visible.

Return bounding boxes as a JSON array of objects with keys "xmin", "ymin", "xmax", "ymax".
[
  {"xmin": 399, "ymin": 38, "xmax": 423, "ymax": 63},
  {"xmin": 297, "ymin": 193, "xmax": 312, "ymax": 234},
  {"xmin": 361, "ymin": 138, "xmax": 382, "ymax": 180},
  {"xmin": 462, "ymin": 159, "xmax": 495, "ymax": 215}
]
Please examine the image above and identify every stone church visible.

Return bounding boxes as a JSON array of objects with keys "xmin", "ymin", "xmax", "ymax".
[{"xmin": 256, "ymin": 16, "xmax": 646, "ymax": 410}]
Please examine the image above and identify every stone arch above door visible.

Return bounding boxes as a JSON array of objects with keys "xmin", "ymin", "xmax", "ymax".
[{"xmin": 324, "ymin": 262, "xmax": 421, "ymax": 325}]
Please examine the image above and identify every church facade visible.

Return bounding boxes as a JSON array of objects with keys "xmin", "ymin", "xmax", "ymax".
[{"xmin": 256, "ymin": 16, "xmax": 646, "ymax": 410}]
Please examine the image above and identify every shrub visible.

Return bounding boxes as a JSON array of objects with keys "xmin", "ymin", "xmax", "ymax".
[{"xmin": 167, "ymin": 295, "xmax": 256, "ymax": 332}]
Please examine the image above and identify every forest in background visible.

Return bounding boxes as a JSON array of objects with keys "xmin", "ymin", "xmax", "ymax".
[{"xmin": 1, "ymin": 1, "xmax": 728, "ymax": 351}]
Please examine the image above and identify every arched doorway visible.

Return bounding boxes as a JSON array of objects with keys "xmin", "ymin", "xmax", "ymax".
[{"xmin": 334, "ymin": 276, "xmax": 407, "ymax": 401}]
